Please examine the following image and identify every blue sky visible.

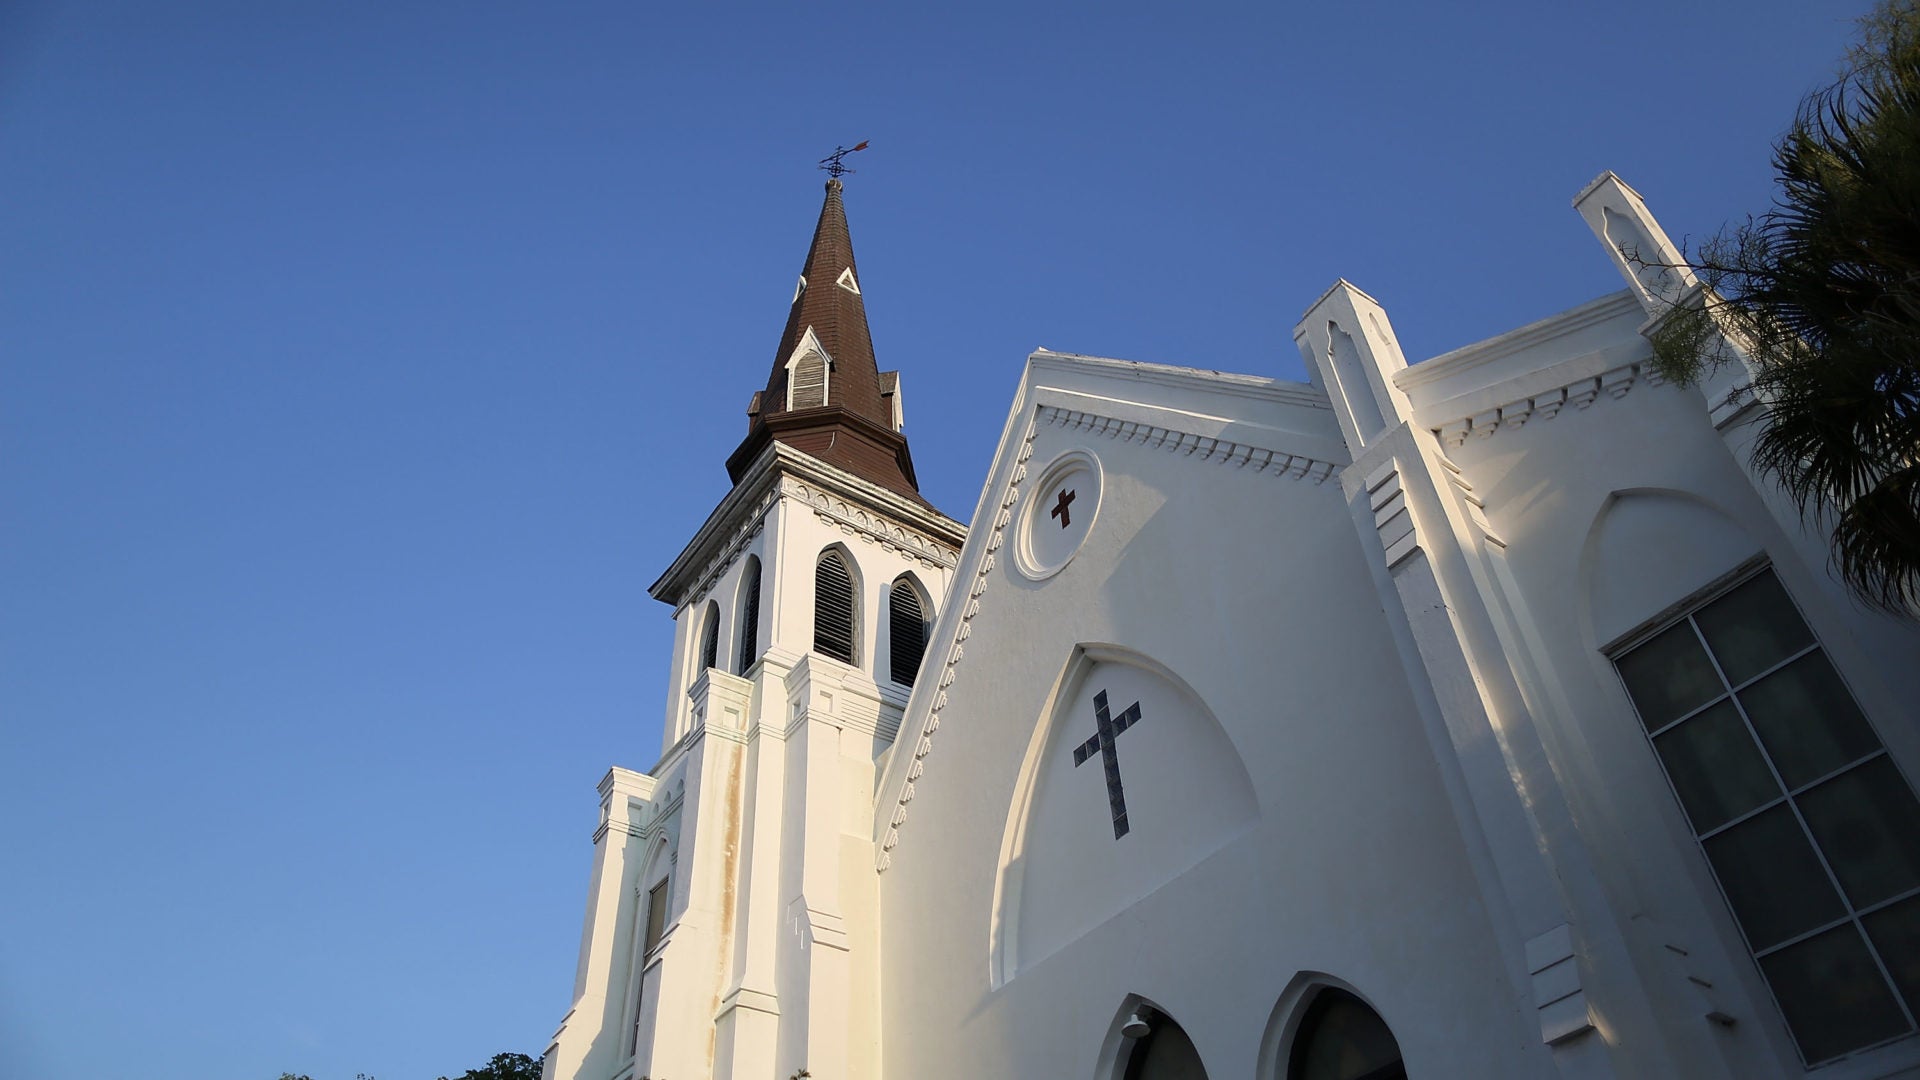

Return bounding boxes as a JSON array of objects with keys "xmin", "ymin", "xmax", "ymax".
[{"xmin": 0, "ymin": 2, "xmax": 1875, "ymax": 1077}]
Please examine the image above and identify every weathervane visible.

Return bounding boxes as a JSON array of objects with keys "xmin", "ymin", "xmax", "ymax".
[{"xmin": 819, "ymin": 141, "xmax": 869, "ymax": 179}]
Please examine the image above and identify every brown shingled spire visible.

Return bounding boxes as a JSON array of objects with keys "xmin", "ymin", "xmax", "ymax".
[{"xmin": 727, "ymin": 179, "xmax": 922, "ymax": 498}]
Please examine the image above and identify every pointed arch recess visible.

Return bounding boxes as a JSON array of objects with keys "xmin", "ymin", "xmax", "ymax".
[
  {"xmin": 1257, "ymin": 974, "xmax": 1403, "ymax": 1080},
  {"xmin": 1575, "ymin": 487, "xmax": 1763, "ymax": 652},
  {"xmin": 736, "ymin": 555, "xmax": 763, "ymax": 675},
  {"xmin": 697, "ymin": 600, "xmax": 721, "ymax": 674},
  {"xmin": 988, "ymin": 644, "xmax": 1257, "ymax": 988},
  {"xmin": 1093, "ymin": 994, "xmax": 1212, "ymax": 1080}
]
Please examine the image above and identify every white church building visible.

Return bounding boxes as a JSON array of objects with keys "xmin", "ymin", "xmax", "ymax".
[{"xmin": 543, "ymin": 174, "xmax": 1920, "ymax": 1080}]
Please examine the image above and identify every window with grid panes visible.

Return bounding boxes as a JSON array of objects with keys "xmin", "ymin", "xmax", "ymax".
[{"xmin": 1613, "ymin": 567, "xmax": 1920, "ymax": 1064}]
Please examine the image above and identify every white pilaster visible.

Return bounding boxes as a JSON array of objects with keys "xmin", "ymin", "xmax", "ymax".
[
  {"xmin": 545, "ymin": 767, "xmax": 657, "ymax": 1080},
  {"xmin": 643, "ymin": 668, "xmax": 752, "ymax": 1080}
]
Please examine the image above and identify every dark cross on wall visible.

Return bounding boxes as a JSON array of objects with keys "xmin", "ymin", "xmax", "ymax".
[
  {"xmin": 1072, "ymin": 689, "xmax": 1145, "ymax": 839},
  {"xmin": 1049, "ymin": 488, "xmax": 1077, "ymax": 528}
]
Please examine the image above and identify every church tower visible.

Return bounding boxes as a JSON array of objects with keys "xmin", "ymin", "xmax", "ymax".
[{"xmin": 546, "ymin": 179, "xmax": 967, "ymax": 1080}]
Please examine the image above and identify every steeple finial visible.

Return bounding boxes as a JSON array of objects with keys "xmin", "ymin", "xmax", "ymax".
[{"xmin": 818, "ymin": 141, "xmax": 868, "ymax": 180}]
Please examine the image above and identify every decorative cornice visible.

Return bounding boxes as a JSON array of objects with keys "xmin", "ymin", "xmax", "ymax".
[
  {"xmin": 683, "ymin": 487, "xmax": 780, "ymax": 613},
  {"xmin": 782, "ymin": 651, "xmax": 896, "ymax": 742},
  {"xmin": 877, "ymin": 416, "xmax": 1039, "ymax": 872},
  {"xmin": 1431, "ymin": 359, "xmax": 1668, "ymax": 447},
  {"xmin": 1037, "ymin": 405, "xmax": 1340, "ymax": 484},
  {"xmin": 788, "ymin": 476, "xmax": 960, "ymax": 571},
  {"xmin": 1031, "ymin": 350, "xmax": 1332, "ymax": 412},
  {"xmin": 653, "ymin": 440, "xmax": 966, "ymax": 609},
  {"xmin": 1395, "ymin": 291, "xmax": 1641, "ymax": 391},
  {"xmin": 596, "ymin": 783, "xmax": 680, "ymax": 846},
  {"xmin": 1438, "ymin": 455, "xmax": 1504, "ymax": 550}
]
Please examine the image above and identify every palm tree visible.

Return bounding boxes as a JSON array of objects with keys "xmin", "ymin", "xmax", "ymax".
[{"xmin": 1652, "ymin": 0, "xmax": 1920, "ymax": 612}]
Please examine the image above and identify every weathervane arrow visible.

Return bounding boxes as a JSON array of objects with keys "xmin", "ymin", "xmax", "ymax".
[{"xmin": 819, "ymin": 141, "xmax": 869, "ymax": 179}]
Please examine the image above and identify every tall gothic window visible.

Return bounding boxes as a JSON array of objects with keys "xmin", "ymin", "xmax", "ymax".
[
  {"xmin": 1287, "ymin": 988, "xmax": 1405, "ymax": 1080},
  {"xmin": 736, "ymin": 556, "xmax": 762, "ymax": 675},
  {"xmin": 628, "ymin": 876, "xmax": 671, "ymax": 1057},
  {"xmin": 789, "ymin": 350, "xmax": 827, "ymax": 409},
  {"xmin": 1612, "ymin": 567, "xmax": 1920, "ymax": 1064},
  {"xmin": 888, "ymin": 577, "xmax": 929, "ymax": 686},
  {"xmin": 814, "ymin": 550, "xmax": 857, "ymax": 665},
  {"xmin": 698, "ymin": 600, "xmax": 720, "ymax": 673}
]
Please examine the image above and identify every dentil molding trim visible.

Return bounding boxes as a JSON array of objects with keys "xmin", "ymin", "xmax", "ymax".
[
  {"xmin": 1431, "ymin": 360, "xmax": 1669, "ymax": 448},
  {"xmin": 877, "ymin": 416, "xmax": 1039, "ymax": 872},
  {"xmin": 1038, "ymin": 405, "xmax": 1339, "ymax": 484}
]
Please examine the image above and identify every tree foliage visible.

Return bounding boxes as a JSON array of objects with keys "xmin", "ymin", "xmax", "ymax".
[
  {"xmin": 1651, "ymin": 0, "xmax": 1920, "ymax": 612},
  {"xmin": 437, "ymin": 1051, "xmax": 544, "ymax": 1080}
]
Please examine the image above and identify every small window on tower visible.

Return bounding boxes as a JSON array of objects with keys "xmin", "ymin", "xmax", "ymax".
[
  {"xmin": 790, "ymin": 350, "xmax": 827, "ymax": 409},
  {"xmin": 643, "ymin": 879, "xmax": 669, "ymax": 957},
  {"xmin": 628, "ymin": 876, "xmax": 671, "ymax": 1058},
  {"xmin": 698, "ymin": 600, "xmax": 720, "ymax": 673},
  {"xmin": 889, "ymin": 578, "xmax": 929, "ymax": 686},
  {"xmin": 736, "ymin": 556, "xmax": 762, "ymax": 675},
  {"xmin": 814, "ymin": 550, "xmax": 857, "ymax": 665}
]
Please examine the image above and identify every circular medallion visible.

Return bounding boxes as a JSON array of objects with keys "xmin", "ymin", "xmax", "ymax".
[{"xmin": 1016, "ymin": 450, "xmax": 1101, "ymax": 580}]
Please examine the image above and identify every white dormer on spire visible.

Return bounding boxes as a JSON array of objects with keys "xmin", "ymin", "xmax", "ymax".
[
  {"xmin": 836, "ymin": 266, "xmax": 860, "ymax": 295},
  {"xmin": 786, "ymin": 326, "xmax": 833, "ymax": 409},
  {"xmin": 880, "ymin": 370, "xmax": 904, "ymax": 431},
  {"xmin": 793, "ymin": 274, "xmax": 808, "ymax": 304}
]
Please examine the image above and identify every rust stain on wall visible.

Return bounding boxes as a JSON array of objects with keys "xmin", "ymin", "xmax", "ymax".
[{"xmin": 707, "ymin": 740, "xmax": 747, "ymax": 1071}]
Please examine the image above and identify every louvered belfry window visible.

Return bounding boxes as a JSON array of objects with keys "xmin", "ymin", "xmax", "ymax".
[
  {"xmin": 736, "ymin": 557, "xmax": 761, "ymax": 675},
  {"xmin": 790, "ymin": 351, "xmax": 827, "ymax": 409},
  {"xmin": 889, "ymin": 579, "xmax": 928, "ymax": 686},
  {"xmin": 698, "ymin": 601, "xmax": 720, "ymax": 673},
  {"xmin": 813, "ymin": 551, "xmax": 857, "ymax": 665}
]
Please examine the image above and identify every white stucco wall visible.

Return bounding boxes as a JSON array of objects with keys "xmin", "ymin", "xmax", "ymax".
[
  {"xmin": 874, "ymin": 356, "xmax": 1548, "ymax": 1079},
  {"xmin": 1393, "ymin": 282, "xmax": 1920, "ymax": 1080},
  {"xmin": 557, "ymin": 172, "xmax": 1919, "ymax": 1080}
]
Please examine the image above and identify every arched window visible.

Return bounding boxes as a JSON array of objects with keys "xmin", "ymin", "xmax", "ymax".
[
  {"xmin": 1122, "ymin": 1009, "xmax": 1208, "ymax": 1080},
  {"xmin": 698, "ymin": 600, "xmax": 720, "ymax": 673},
  {"xmin": 888, "ymin": 577, "xmax": 929, "ymax": 686},
  {"xmin": 1288, "ymin": 988, "xmax": 1404, "ymax": 1080},
  {"xmin": 736, "ymin": 556, "xmax": 762, "ymax": 675},
  {"xmin": 814, "ymin": 550, "xmax": 857, "ymax": 665},
  {"xmin": 789, "ymin": 350, "xmax": 827, "ymax": 409},
  {"xmin": 626, "ymin": 871, "xmax": 671, "ymax": 1058}
]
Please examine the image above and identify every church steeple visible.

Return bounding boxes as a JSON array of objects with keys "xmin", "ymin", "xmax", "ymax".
[{"xmin": 726, "ymin": 178, "xmax": 921, "ymax": 499}]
